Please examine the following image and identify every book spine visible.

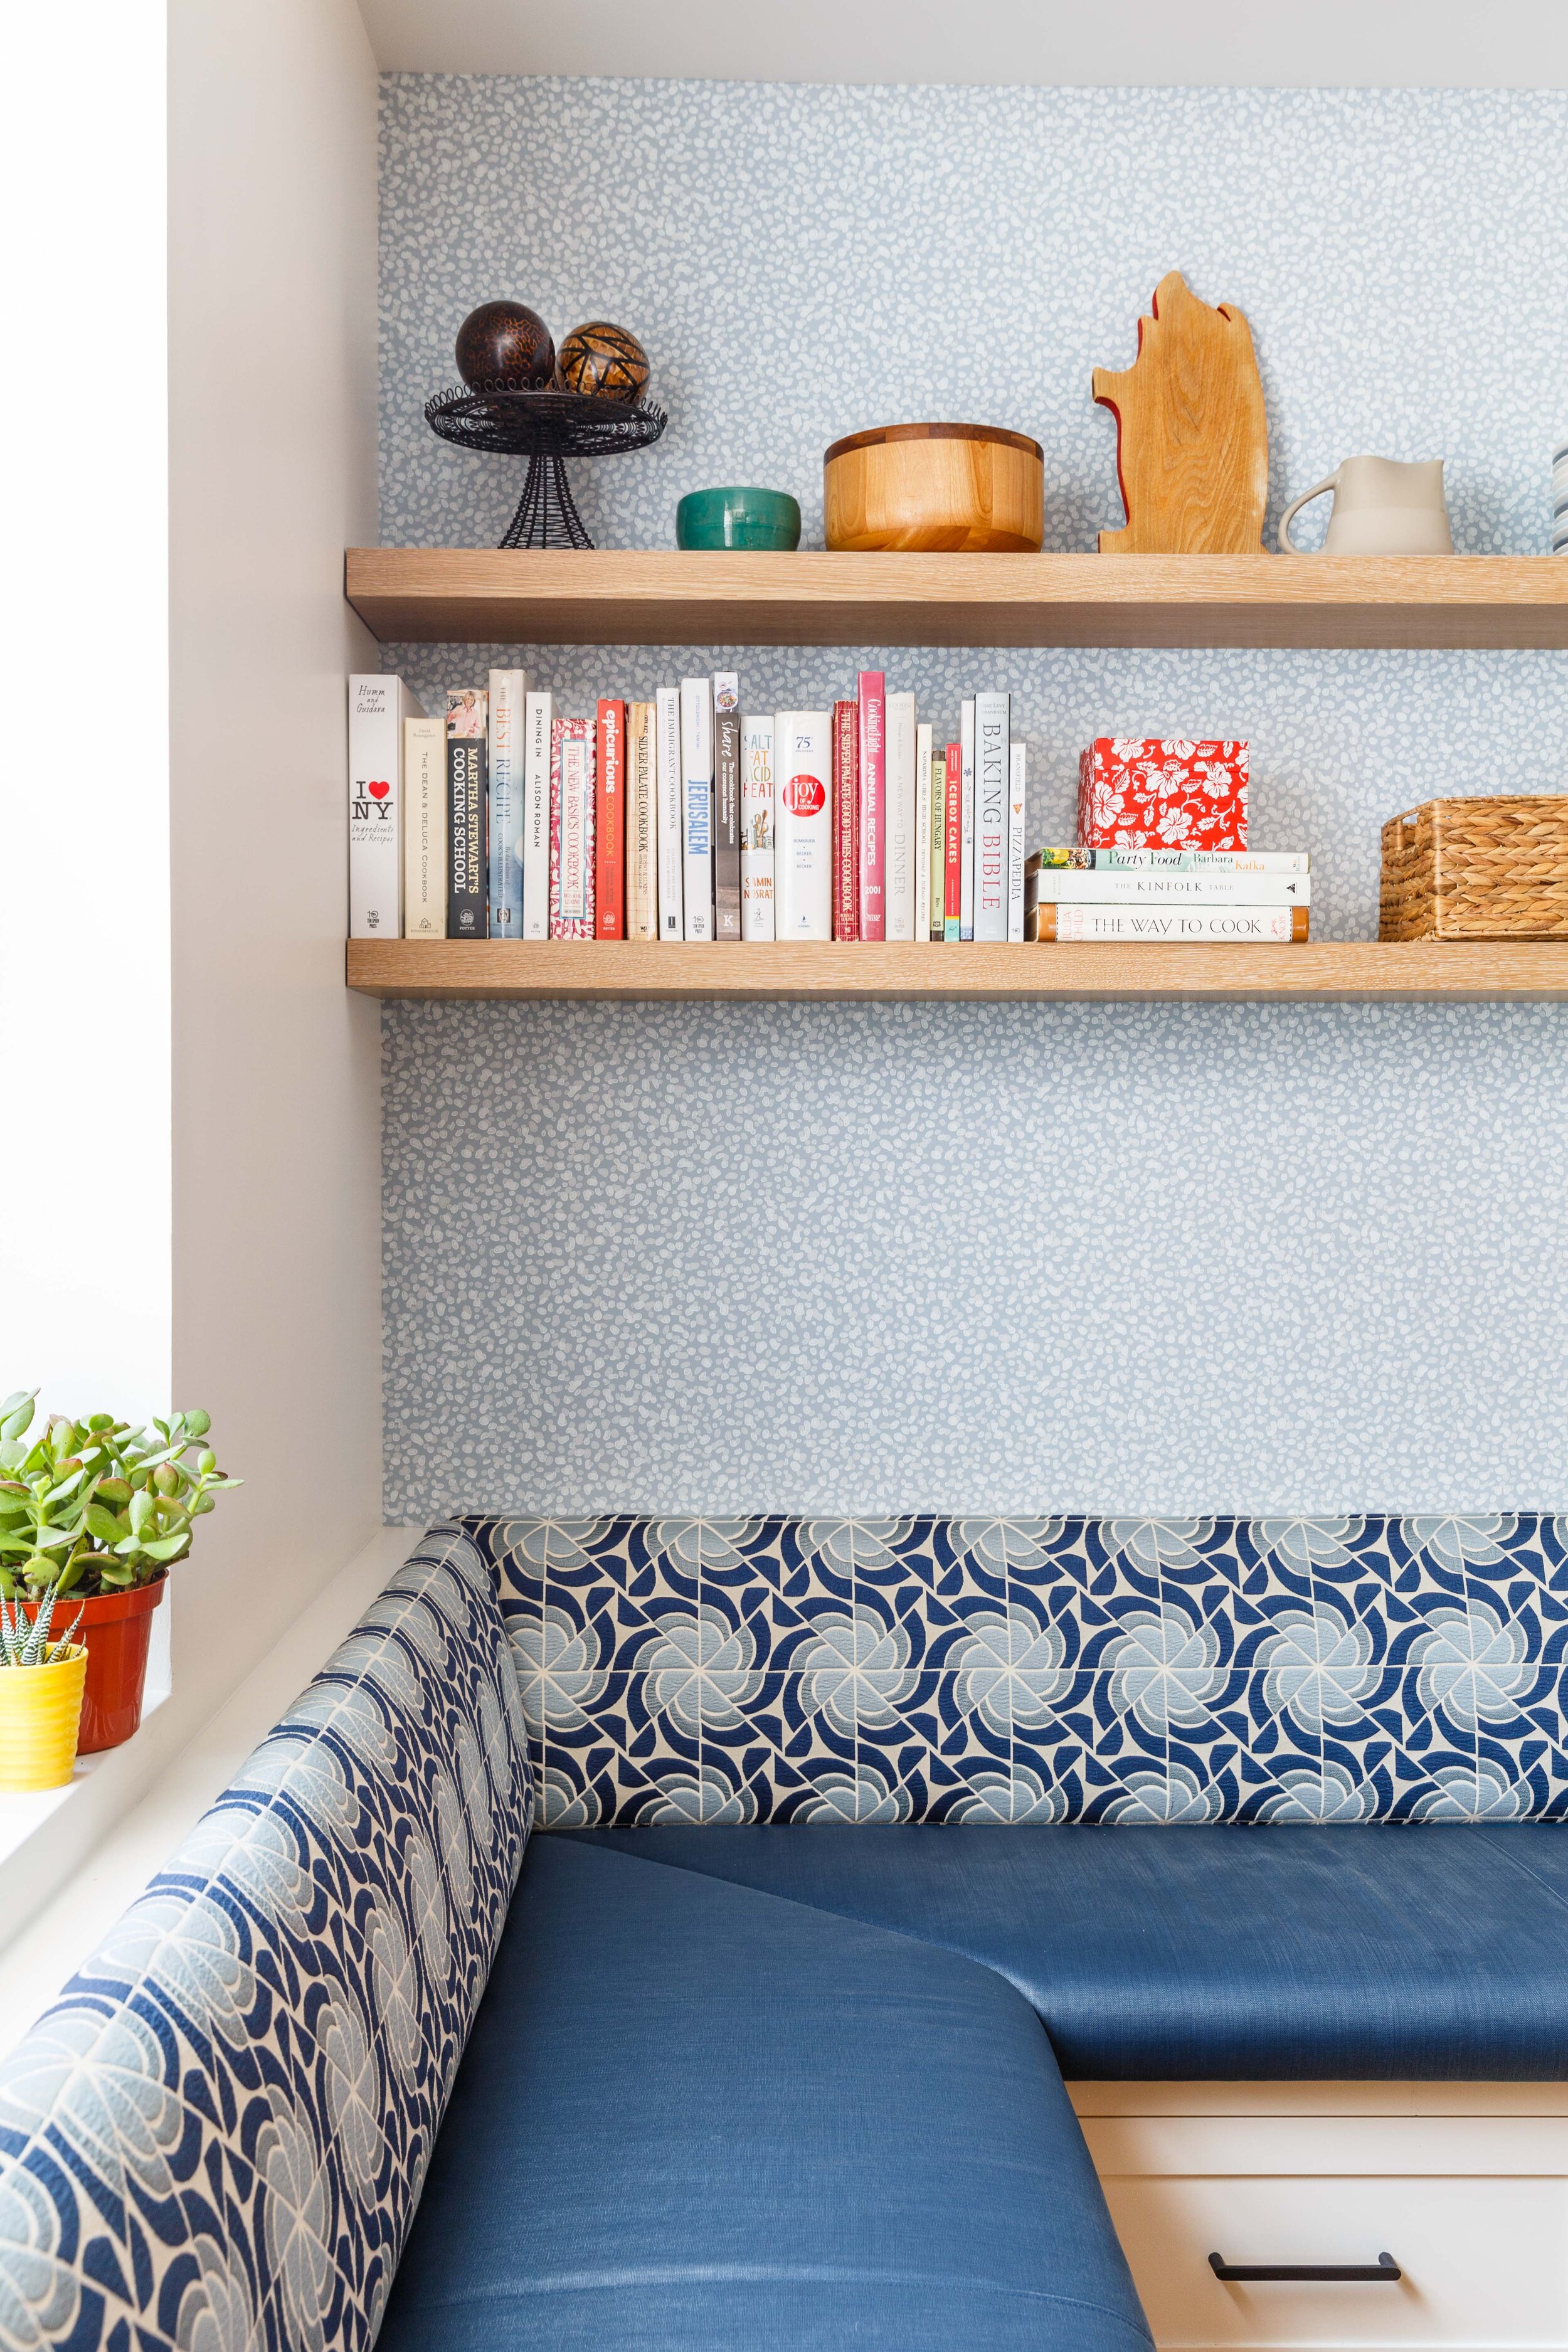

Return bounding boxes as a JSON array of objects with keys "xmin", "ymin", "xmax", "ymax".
[
  {"xmin": 594, "ymin": 698, "xmax": 626, "ymax": 938},
  {"xmin": 884, "ymin": 690, "xmax": 916, "ymax": 941},
  {"xmin": 522, "ymin": 691, "xmax": 553, "ymax": 939},
  {"xmin": 349, "ymin": 675, "xmax": 406, "ymax": 939},
  {"xmin": 681, "ymin": 678, "xmax": 713, "ymax": 940},
  {"xmin": 857, "ymin": 670, "xmax": 886, "ymax": 940},
  {"xmin": 446, "ymin": 687, "xmax": 488, "ymax": 940},
  {"xmin": 713, "ymin": 675, "xmax": 742, "ymax": 941},
  {"xmin": 486, "ymin": 668, "xmax": 526, "ymax": 937},
  {"xmin": 627, "ymin": 702, "xmax": 657, "ymax": 940},
  {"xmin": 943, "ymin": 741, "xmax": 962, "ymax": 941},
  {"xmin": 1088, "ymin": 847, "xmax": 1310, "ymax": 874},
  {"xmin": 1034, "ymin": 871, "xmax": 1310, "ymax": 906},
  {"xmin": 1007, "ymin": 742, "xmax": 1027, "ymax": 944},
  {"xmin": 959, "ymin": 697, "xmax": 976, "ymax": 942},
  {"xmin": 549, "ymin": 715, "xmax": 595, "ymax": 939},
  {"xmin": 930, "ymin": 749, "xmax": 946, "ymax": 938},
  {"xmin": 914, "ymin": 721, "xmax": 933, "ymax": 943},
  {"xmin": 402, "ymin": 712, "xmax": 445, "ymax": 937},
  {"xmin": 775, "ymin": 711, "xmax": 832, "ymax": 940},
  {"xmin": 832, "ymin": 700, "xmax": 859, "ymax": 940},
  {"xmin": 655, "ymin": 685, "xmax": 684, "ymax": 941},
  {"xmin": 973, "ymin": 691, "xmax": 1009, "ymax": 943},
  {"xmin": 741, "ymin": 715, "xmax": 776, "ymax": 940},
  {"xmin": 1041, "ymin": 904, "xmax": 1310, "ymax": 943}
]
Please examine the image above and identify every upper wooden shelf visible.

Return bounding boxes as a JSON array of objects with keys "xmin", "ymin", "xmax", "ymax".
[
  {"xmin": 346, "ymin": 939, "xmax": 1568, "ymax": 1004},
  {"xmin": 345, "ymin": 548, "xmax": 1568, "ymax": 651}
]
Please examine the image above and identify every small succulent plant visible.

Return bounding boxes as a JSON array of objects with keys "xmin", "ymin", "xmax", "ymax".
[
  {"xmin": 0, "ymin": 1394, "xmax": 240, "ymax": 1601},
  {"xmin": 0, "ymin": 1579, "xmax": 83, "ymax": 1668}
]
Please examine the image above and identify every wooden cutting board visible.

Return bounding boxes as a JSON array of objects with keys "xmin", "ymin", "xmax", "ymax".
[{"xmin": 1093, "ymin": 272, "xmax": 1269, "ymax": 554}]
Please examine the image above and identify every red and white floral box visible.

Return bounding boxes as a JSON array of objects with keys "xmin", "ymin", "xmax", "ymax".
[{"xmin": 1076, "ymin": 738, "xmax": 1249, "ymax": 850}]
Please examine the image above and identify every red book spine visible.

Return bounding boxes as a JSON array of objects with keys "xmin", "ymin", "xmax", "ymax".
[
  {"xmin": 832, "ymin": 700, "xmax": 859, "ymax": 941},
  {"xmin": 857, "ymin": 669, "xmax": 885, "ymax": 940},
  {"xmin": 595, "ymin": 699, "xmax": 625, "ymax": 938},
  {"xmin": 943, "ymin": 742, "xmax": 962, "ymax": 940}
]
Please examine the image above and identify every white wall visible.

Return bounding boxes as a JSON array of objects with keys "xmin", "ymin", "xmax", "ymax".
[
  {"xmin": 0, "ymin": 0, "xmax": 384, "ymax": 1946},
  {"xmin": 167, "ymin": 0, "xmax": 383, "ymax": 1727},
  {"xmin": 0, "ymin": 0, "xmax": 171, "ymax": 1428}
]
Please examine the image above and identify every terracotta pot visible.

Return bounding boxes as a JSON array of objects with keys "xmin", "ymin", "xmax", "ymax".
[{"xmin": 23, "ymin": 1576, "xmax": 166, "ymax": 1752}]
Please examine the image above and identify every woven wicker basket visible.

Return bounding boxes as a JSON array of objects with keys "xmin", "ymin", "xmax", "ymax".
[{"xmin": 1379, "ymin": 797, "xmax": 1568, "ymax": 940}]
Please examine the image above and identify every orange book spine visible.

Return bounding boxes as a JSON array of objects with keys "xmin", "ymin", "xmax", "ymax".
[{"xmin": 595, "ymin": 699, "xmax": 625, "ymax": 939}]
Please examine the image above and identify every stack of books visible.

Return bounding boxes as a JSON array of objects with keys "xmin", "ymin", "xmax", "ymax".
[
  {"xmin": 1042, "ymin": 734, "xmax": 1311, "ymax": 943},
  {"xmin": 347, "ymin": 669, "xmax": 1029, "ymax": 944},
  {"xmin": 1026, "ymin": 847, "xmax": 1311, "ymax": 943}
]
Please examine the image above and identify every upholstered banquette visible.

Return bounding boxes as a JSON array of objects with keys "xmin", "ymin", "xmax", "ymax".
[{"xmin": 4, "ymin": 1515, "xmax": 1568, "ymax": 2352}]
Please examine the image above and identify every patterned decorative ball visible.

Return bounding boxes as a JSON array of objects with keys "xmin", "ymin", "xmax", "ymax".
[
  {"xmin": 556, "ymin": 320, "xmax": 650, "ymax": 402},
  {"xmin": 455, "ymin": 300, "xmax": 556, "ymax": 391}
]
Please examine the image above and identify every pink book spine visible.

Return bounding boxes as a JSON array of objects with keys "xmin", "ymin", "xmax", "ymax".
[
  {"xmin": 857, "ymin": 669, "xmax": 885, "ymax": 941},
  {"xmin": 549, "ymin": 716, "xmax": 596, "ymax": 939}
]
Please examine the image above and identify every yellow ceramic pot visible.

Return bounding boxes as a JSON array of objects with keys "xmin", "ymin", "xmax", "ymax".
[{"xmin": 0, "ymin": 1646, "xmax": 89, "ymax": 1791}]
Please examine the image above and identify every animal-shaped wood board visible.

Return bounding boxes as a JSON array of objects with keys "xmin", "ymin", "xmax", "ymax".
[{"xmin": 1093, "ymin": 271, "xmax": 1268, "ymax": 553}]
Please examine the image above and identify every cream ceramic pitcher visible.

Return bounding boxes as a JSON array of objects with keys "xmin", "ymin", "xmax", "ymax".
[{"xmin": 1278, "ymin": 456, "xmax": 1453, "ymax": 555}]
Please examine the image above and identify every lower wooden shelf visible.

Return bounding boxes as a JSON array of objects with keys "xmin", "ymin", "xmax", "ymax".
[{"xmin": 346, "ymin": 938, "xmax": 1568, "ymax": 1002}]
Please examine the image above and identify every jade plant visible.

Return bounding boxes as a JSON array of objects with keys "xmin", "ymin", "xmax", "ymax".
[
  {"xmin": 0, "ymin": 1394, "xmax": 240, "ymax": 1601},
  {"xmin": 0, "ymin": 1581, "xmax": 83, "ymax": 1668}
]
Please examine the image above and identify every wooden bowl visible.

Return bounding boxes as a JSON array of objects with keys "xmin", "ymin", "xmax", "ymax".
[{"xmin": 824, "ymin": 421, "xmax": 1044, "ymax": 553}]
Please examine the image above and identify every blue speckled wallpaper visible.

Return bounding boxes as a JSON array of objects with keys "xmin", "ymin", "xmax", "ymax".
[{"xmin": 377, "ymin": 77, "xmax": 1568, "ymax": 1521}]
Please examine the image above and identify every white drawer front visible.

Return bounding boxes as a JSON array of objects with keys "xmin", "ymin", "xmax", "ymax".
[{"xmin": 1101, "ymin": 2173, "xmax": 1568, "ymax": 2349}]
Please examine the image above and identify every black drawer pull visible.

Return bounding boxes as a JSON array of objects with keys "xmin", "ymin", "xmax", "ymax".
[{"xmin": 1210, "ymin": 2251, "xmax": 1402, "ymax": 2283}]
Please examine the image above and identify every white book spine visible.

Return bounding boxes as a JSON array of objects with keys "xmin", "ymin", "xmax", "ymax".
[
  {"xmin": 884, "ymin": 691, "xmax": 916, "ymax": 941},
  {"xmin": 349, "ymin": 674, "xmax": 418, "ymax": 938},
  {"xmin": 655, "ymin": 686, "xmax": 684, "ymax": 941},
  {"xmin": 914, "ymin": 721, "xmax": 933, "ymax": 944},
  {"xmin": 1034, "ymin": 870, "xmax": 1311, "ymax": 906},
  {"xmin": 680, "ymin": 677, "xmax": 712, "ymax": 941},
  {"xmin": 959, "ymin": 697, "xmax": 976, "ymax": 942},
  {"xmin": 741, "ymin": 715, "xmax": 775, "ymax": 941},
  {"xmin": 402, "ymin": 713, "xmax": 445, "ymax": 937},
  {"xmin": 1007, "ymin": 742, "xmax": 1026, "ymax": 944},
  {"xmin": 973, "ymin": 691, "xmax": 1009, "ymax": 943},
  {"xmin": 774, "ymin": 711, "xmax": 832, "ymax": 940},
  {"xmin": 487, "ymin": 667, "xmax": 527, "ymax": 938},
  {"xmin": 1051, "ymin": 904, "xmax": 1302, "ymax": 943},
  {"xmin": 1090, "ymin": 847, "xmax": 1311, "ymax": 874},
  {"xmin": 522, "ymin": 692, "xmax": 553, "ymax": 940}
]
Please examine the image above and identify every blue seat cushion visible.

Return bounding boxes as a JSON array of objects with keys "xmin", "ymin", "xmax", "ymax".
[
  {"xmin": 378, "ymin": 1837, "xmax": 1150, "ymax": 2351},
  {"xmin": 566, "ymin": 1825, "xmax": 1568, "ymax": 2080}
]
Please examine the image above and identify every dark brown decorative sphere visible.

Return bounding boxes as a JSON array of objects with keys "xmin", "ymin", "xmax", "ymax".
[
  {"xmin": 555, "ymin": 320, "xmax": 650, "ymax": 402},
  {"xmin": 455, "ymin": 301, "xmax": 555, "ymax": 391}
]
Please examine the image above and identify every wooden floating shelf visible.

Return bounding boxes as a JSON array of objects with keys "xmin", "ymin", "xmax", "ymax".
[
  {"xmin": 347, "ymin": 939, "xmax": 1568, "ymax": 1004},
  {"xmin": 345, "ymin": 548, "xmax": 1568, "ymax": 651}
]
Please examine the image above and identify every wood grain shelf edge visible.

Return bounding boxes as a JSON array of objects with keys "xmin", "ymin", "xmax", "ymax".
[
  {"xmin": 344, "ymin": 549, "xmax": 1568, "ymax": 650},
  {"xmin": 346, "ymin": 939, "xmax": 1568, "ymax": 1004}
]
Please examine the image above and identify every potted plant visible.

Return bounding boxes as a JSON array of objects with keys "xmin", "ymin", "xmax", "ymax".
[
  {"xmin": 0, "ymin": 1395, "xmax": 240, "ymax": 1752},
  {"xmin": 0, "ymin": 1584, "xmax": 88, "ymax": 1792}
]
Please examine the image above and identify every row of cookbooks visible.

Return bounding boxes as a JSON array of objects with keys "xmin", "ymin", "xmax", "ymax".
[
  {"xmin": 347, "ymin": 669, "xmax": 1030, "ymax": 942},
  {"xmin": 349, "ymin": 681, "xmax": 1312, "ymax": 945}
]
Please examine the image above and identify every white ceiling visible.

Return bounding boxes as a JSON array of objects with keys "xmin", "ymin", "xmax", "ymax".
[{"xmin": 359, "ymin": 0, "xmax": 1568, "ymax": 88}]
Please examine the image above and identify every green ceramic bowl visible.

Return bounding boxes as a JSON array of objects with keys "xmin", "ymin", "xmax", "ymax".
[{"xmin": 676, "ymin": 485, "xmax": 802, "ymax": 551}]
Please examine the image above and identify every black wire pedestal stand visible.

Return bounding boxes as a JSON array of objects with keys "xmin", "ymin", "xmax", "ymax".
[{"xmin": 425, "ymin": 387, "xmax": 668, "ymax": 550}]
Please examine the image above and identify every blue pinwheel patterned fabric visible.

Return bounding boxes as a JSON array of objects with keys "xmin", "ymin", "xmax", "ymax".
[
  {"xmin": 485, "ymin": 1513, "xmax": 1568, "ymax": 1828},
  {"xmin": 0, "ymin": 1524, "xmax": 531, "ymax": 2352}
]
